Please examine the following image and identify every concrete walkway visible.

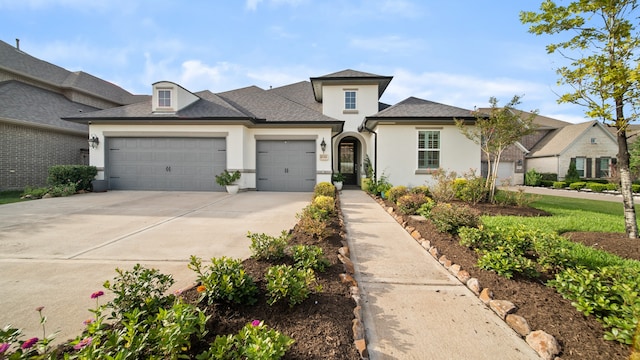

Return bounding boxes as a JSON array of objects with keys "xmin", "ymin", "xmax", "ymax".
[{"xmin": 340, "ymin": 190, "xmax": 540, "ymax": 360}]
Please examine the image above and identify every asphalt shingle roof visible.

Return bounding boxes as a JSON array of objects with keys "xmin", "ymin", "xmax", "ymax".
[
  {"xmin": 528, "ymin": 120, "xmax": 609, "ymax": 157},
  {"xmin": 370, "ymin": 96, "xmax": 475, "ymax": 118},
  {"xmin": 0, "ymin": 40, "xmax": 137, "ymax": 105},
  {"xmin": 0, "ymin": 80, "xmax": 91, "ymax": 132},
  {"xmin": 309, "ymin": 69, "xmax": 393, "ymax": 102}
]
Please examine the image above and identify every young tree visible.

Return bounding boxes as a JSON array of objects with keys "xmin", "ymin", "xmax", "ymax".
[
  {"xmin": 456, "ymin": 95, "xmax": 537, "ymax": 202},
  {"xmin": 521, "ymin": 0, "xmax": 640, "ymax": 238}
]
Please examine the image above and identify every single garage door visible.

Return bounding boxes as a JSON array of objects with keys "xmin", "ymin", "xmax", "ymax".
[
  {"xmin": 107, "ymin": 137, "xmax": 226, "ymax": 191},
  {"xmin": 256, "ymin": 140, "xmax": 316, "ymax": 192}
]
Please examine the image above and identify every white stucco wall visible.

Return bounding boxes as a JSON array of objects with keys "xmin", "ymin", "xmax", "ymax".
[
  {"xmin": 88, "ymin": 124, "xmax": 332, "ymax": 189},
  {"xmin": 375, "ymin": 124, "xmax": 480, "ymax": 188},
  {"xmin": 321, "ymin": 84, "xmax": 379, "ymax": 132},
  {"xmin": 151, "ymin": 81, "xmax": 198, "ymax": 112}
]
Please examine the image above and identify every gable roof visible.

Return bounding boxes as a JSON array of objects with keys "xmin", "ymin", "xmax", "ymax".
[
  {"xmin": 528, "ymin": 120, "xmax": 616, "ymax": 157},
  {"xmin": 477, "ymin": 108, "xmax": 571, "ymax": 130},
  {"xmin": 0, "ymin": 80, "xmax": 92, "ymax": 133},
  {"xmin": 0, "ymin": 40, "xmax": 138, "ymax": 105},
  {"xmin": 362, "ymin": 96, "xmax": 476, "ymax": 128},
  {"xmin": 309, "ymin": 69, "xmax": 393, "ymax": 102},
  {"xmin": 268, "ymin": 81, "xmax": 323, "ymax": 113}
]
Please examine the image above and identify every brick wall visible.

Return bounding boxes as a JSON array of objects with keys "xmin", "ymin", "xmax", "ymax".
[{"xmin": 0, "ymin": 123, "xmax": 89, "ymax": 190}]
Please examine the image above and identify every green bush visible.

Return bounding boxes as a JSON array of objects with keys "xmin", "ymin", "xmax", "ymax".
[
  {"xmin": 416, "ymin": 197, "xmax": 436, "ymax": 218},
  {"xmin": 477, "ymin": 249, "xmax": 539, "ymax": 279},
  {"xmin": 493, "ymin": 189, "xmax": 538, "ymax": 207},
  {"xmin": 396, "ymin": 193, "xmax": 430, "ymax": 215},
  {"xmin": 48, "ymin": 182, "xmax": 77, "ymax": 197},
  {"xmin": 247, "ymin": 230, "xmax": 289, "ymax": 260},
  {"xmin": 553, "ymin": 181, "xmax": 567, "ymax": 189},
  {"xmin": 387, "ymin": 185, "xmax": 409, "ymax": 203},
  {"xmin": 312, "ymin": 195, "xmax": 335, "ymax": 215},
  {"xmin": 565, "ymin": 161, "xmax": 581, "ymax": 183},
  {"xmin": 296, "ymin": 205, "xmax": 329, "ymax": 239},
  {"xmin": 103, "ymin": 264, "xmax": 176, "ymax": 319},
  {"xmin": 429, "ymin": 169, "xmax": 457, "ymax": 202},
  {"xmin": 606, "ymin": 183, "xmax": 619, "ymax": 191},
  {"xmin": 290, "ymin": 245, "xmax": 330, "ymax": 272},
  {"xmin": 47, "ymin": 165, "xmax": 97, "ymax": 191},
  {"xmin": 429, "ymin": 202, "xmax": 481, "ymax": 234},
  {"xmin": 587, "ymin": 182, "xmax": 607, "ymax": 192},
  {"xmin": 541, "ymin": 173, "xmax": 558, "ymax": 181},
  {"xmin": 549, "ymin": 266, "xmax": 640, "ymax": 344},
  {"xmin": 21, "ymin": 186, "xmax": 49, "ymax": 199},
  {"xmin": 453, "ymin": 176, "xmax": 487, "ymax": 204},
  {"xmin": 633, "ymin": 184, "xmax": 640, "ymax": 193},
  {"xmin": 569, "ymin": 181, "xmax": 587, "ymax": 190},
  {"xmin": 313, "ymin": 182, "xmax": 335, "ymax": 198},
  {"xmin": 540, "ymin": 180, "xmax": 555, "ymax": 187},
  {"xmin": 188, "ymin": 256, "xmax": 258, "ymax": 305},
  {"xmin": 410, "ymin": 185, "xmax": 431, "ymax": 196},
  {"xmin": 265, "ymin": 265, "xmax": 320, "ymax": 307},
  {"xmin": 201, "ymin": 321, "xmax": 294, "ymax": 360},
  {"xmin": 525, "ymin": 168, "xmax": 543, "ymax": 186}
]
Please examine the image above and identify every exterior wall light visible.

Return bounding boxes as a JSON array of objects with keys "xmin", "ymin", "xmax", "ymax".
[
  {"xmin": 320, "ymin": 138, "xmax": 327, "ymax": 153},
  {"xmin": 88, "ymin": 135, "xmax": 99, "ymax": 149}
]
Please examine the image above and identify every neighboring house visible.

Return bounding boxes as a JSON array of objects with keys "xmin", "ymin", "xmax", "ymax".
[
  {"xmin": 64, "ymin": 69, "xmax": 481, "ymax": 192},
  {"xmin": 0, "ymin": 39, "xmax": 142, "ymax": 190},
  {"xmin": 477, "ymin": 108, "xmax": 618, "ymax": 184}
]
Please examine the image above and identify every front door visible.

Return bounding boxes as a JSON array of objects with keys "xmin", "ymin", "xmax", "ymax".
[{"xmin": 338, "ymin": 138, "xmax": 359, "ymax": 185}]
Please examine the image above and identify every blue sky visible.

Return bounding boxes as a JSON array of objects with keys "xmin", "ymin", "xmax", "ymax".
[{"xmin": 1, "ymin": 0, "xmax": 588, "ymax": 123}]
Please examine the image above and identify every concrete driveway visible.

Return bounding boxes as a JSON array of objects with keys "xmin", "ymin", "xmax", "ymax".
[{"xmin": 0, "ymin": 191, "xmax": 311, "ymax": 344}]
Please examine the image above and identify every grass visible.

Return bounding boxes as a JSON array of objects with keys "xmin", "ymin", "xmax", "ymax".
[
  {"xmin": 0, "ymin": 190, "xmax": 25, "ymax": 205},
  {"xmin": 483, "ymin": 194, "xmax": 640, "ymax": 233}
]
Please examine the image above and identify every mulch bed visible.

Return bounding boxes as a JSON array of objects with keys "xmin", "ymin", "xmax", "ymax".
[{"xmin": 179, "ymin": 195, "xmax": 636, "ymax": 359}]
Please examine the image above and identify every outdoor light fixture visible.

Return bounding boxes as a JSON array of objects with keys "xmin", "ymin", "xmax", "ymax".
[
  {"xmin": 320, "ymin": 138, "xmax": 327, "ymax": 153},
  {"xmin": 88, "ymin": 135, "xmax": 99, "ymax": 149}
]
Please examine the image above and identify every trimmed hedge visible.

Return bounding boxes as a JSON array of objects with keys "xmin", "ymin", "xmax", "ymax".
[{"xmin": 47, "ymin": 165, "xmax": 97, "ymax": 191}]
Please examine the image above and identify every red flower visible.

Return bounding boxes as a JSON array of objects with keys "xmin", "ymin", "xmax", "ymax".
[
  {"xmin": 90, "ymin": 291, "xmax": 104, "ymax": 299},
  {"xmin": 196, "ymin": 285, "xmax": 206, "ymax": 293},
  {"xmin": 21, "ymin": 337, "xmax": 38, "ymax": 349}
]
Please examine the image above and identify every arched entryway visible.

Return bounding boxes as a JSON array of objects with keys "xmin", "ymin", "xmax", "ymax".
[{"xmin": 338, "ymin": 137, "xmax": 360, "ymax": 186}]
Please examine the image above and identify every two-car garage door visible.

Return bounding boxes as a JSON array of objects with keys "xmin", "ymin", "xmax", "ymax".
[
  {"xmin": 107, "ymin": 138, "xmax": 226, "ymax": 191},
  {"xmin": 106, "ymin": 138, "xmax": 316, "ymax": 192}
]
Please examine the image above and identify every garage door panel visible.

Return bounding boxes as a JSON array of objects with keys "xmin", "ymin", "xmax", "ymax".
[
  {"xmin": 256, "ymin": 140, "xmax": 315, "ymax": 192},
  {"xmin": 107, "ymin": 138, "xmax": 226, "ymax": 191}
]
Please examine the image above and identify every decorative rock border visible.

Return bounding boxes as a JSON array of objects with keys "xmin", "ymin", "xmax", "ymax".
[{"xmin": 375, "ymin": 197, "xmax": 562, "ymax": 360}]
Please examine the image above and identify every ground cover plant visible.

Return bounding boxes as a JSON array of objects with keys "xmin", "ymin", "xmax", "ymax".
[
  {"xmin": 383, "ymin": 189, "xmax": 639, "ymax": 359},
  {"xmin": 0, "ymin": 183, "xmax": 358, "ymax": 359}
]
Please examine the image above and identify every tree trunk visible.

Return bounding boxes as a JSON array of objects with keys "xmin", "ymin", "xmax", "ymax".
[{"xmin": 616, "ymin": 102, "xmax": 638, "ymax": 239}]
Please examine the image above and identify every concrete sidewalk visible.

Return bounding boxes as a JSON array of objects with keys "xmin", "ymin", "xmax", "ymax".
[{"xmin": 340, "ymin": 190, "xmax": 539, "ymax": 360}]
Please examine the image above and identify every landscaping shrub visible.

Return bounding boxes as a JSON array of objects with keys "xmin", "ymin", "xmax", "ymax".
[
  {"xmin": 203, "ymin": 320, "xmax": 294, "ymax": 360},
  {"xmin": 587, "ymin": 182, "xmax": 607, "ymax": 192},
  {"xmin": 549, "ymin": 266, "xmax": 640, "ymax": 344},
  {"xmin": 48, "ymin": 183, "xmax": 77, "ymax": 197},
  {"xmin": 396, "ymin": 192, "xmax": 430, "ymax": 215},
  {"xmin": 429, "ymin": 202, "xmax": 481, "ymax": 234},
  {"xmin": 247, "ymin": 230, "xmax": 289, "ymax": 260},
  {"xmin": 493, "ymin": 189, "xmax": 538, "ymax": 207},
  {"xmin": 416, "ymin": 197, "xmax": 436, "ymax": 218},
  {"xmin": 103, "ymin": 264, "xmax": 176, "ymax": 319},
  {"xmin": 47, "ymin": 165, "xmax": 97, "ymax": 191},
  {"xmin": 188, "ymin": 256, "xmax": 258, "ymax": 305},
  {"xmin": 476, "ymin": 250, "xmax": 538, "ymax": 279},
  {"xmin": 525, "ymin": 168, "xmax": 543, "ymax": 186},
  {"xmin": 565, "ymin": 161, "xmax": 581, "ymax": 183},
  {"xmin": 312, "ymin": 195, "xmax": 335, "ymax": 215},
  {"xmin": 633, "ymin": 184, "xmax": 640, "ymax": 193},
  {"xmin": 453, "ymin": 176, "xmax": 487, "ymax": 204},
  {"xmin": 290, "ymin": 245, "xmax": 330, "ymax": 272},
  {"xmin": 21, "ymin": 186, "xmax": 49, "ymax": 199},
  {"xmin": 410, "ymin": 185, "xmax": 430, "ymax": 196},
  {"xmin": 296, "ymin": 205, "xmax": 329, "ymax": 239},
  {"xmin": 313, "ymin": 182, "xmax": 335, "ymax": 198},
  {"xmin": 265, "ymin": 265, "xmax": 320, "ymax": 307},
  {"xmin": 553, "ymin": 181, "xmax": 567, "ymax": 189},
  {"xmin": 569, "ymin": 181, "xmax": 587, "ymax": 190},
  {"xmin": 387, "ymin": 185, "xmax": 408, "ymax": 203},
  {"xmin": 606, "ymin": 183, "xmax": 619, "ymax": 191},
  {"xmin": 541, "ymin": 173, "xmax": 558, "ymax": 181},
  {"xmin": 540, "ymin": 180, "xmax": 554, "ymax": 187},
  {"xmin": 429, "ymin": 169, "xmax": 457, "ymax": 202}
]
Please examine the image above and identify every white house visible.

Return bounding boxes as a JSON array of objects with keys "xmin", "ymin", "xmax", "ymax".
[{"xmin": 64, "ymin": 70, "xmax": 481, "ymax": 192}]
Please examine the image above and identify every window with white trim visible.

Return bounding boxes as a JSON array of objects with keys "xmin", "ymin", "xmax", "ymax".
[
  {"xmin": 418, "ymin": 130, "xmax": 440, "ymax": 169},
  {"xmin": 158, "ymin": 89, "xmax": 171, "ymax": 108},
  {"xmin": 345, "ymin": 91, "xmax": 356, "ymax": 110}
]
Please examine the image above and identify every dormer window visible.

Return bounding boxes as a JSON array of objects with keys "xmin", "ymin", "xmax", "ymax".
[
  {"xmin": 345, "ymin": 90, "xmax": 356, "ymax": 110},
  {"xmin": 158, "ymin": 89, "xmax": 172, "ymax": 108}
]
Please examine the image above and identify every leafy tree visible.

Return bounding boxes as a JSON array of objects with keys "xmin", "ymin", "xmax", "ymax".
[
  {"xmin": 456, "ymin": 95, "xmax": 537, "ymax": 202},
  {"xmin": 521, "ymin": 0, "xmax": 640, "ymax": 238}
]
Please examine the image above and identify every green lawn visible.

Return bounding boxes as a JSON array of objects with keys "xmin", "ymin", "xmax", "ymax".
[
  {"xmin": 0, "ymin": 190, "xmax": 25, "ymax": 205},
  {"xmin": 483, "ymin": 194, "xmax": 640, "ymax": 233}
]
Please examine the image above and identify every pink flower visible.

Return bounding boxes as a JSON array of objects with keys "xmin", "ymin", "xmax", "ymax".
[
  {"xmin": 73, "ymin": 337, "xmax": 92, "ymax": 350},
  {"xmin": 0, "ymin": 343, "xmax": 9, "ymax": 353},
  {"xmin": 21, "ymin": 337, "xmax": 38, "ymax": 349},
  {"xmin": 251, "ymin": 320, "xmax": 261, "ymax": 327},
  {"xmin": 90, "ymin": 291, "xmax": 104, "ymax": 299},
  {"xmin": 35, "ymin": 306, "xmax": 44, "ymax": 312}
]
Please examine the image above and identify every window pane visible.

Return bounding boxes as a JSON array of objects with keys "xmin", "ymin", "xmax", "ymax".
[
  {"xmin": 418, "ymin": 131, "xmax": 440, "ymax": 169},
  {"xmin": 345, "ymin": 91, "xmax": 356, "ymax": 109},
  {"xmin": 575, "ymin": 158, "xmax": 585, "ymax": 177},
  {"xmin": 599, "ymin": 158, "xmax": 610, "ymax": 177},
  {"xmin": 158, "ymin": 90, "xmax": 171, "ymax": 107}
]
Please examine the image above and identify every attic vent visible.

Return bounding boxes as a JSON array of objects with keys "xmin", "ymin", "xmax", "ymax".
[{"xmin": 591, "ymin": 137, "xmax": 597, "ymax": 144}]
